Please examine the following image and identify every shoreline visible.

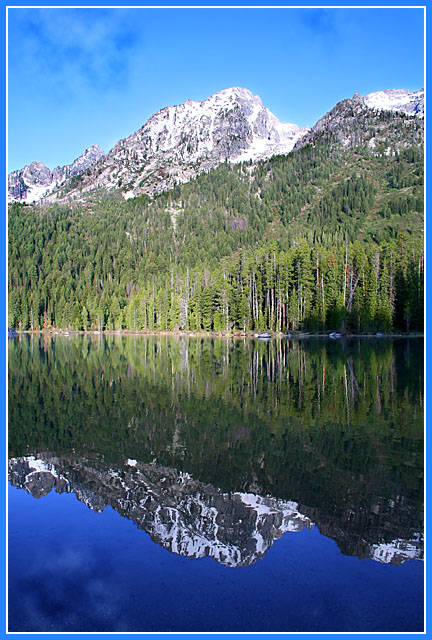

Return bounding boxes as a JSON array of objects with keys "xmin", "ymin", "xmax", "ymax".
[{"xmin": 10, "ymin": 329, "xmax": 424, "ymax": 339}]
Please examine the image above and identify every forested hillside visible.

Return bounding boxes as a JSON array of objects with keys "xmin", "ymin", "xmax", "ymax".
[{"xmin": 8, "ymin": 107, "xmax": 424, "ymax": 334}]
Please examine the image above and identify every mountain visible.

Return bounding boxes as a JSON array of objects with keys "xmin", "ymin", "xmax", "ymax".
[
  {"xmin": 48, "ymin": 87, "xmax": 308, "ymax": 202},
  {"xmin": 7, "ymin": 86, "xmax": 424, "ymax": 334},
  {"xmin": 295, "ymin": 90, "xmax": 424, "ymax": 152},
  {"xmin": 8, "ymin": 86, "xmax": 423, "ymax": 205},
  {"xmin": 7, "ymin": 144, "xmax": 106, "ymax": 204},
  {"xmin": 8, "ymin": 454, "xmax": 423, "ymax": 567},
  {"xmin": 8, "ymin": 88, "xmax": 307, "ymax": 204}
]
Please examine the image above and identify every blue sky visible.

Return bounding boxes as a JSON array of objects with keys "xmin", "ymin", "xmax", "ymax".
[{"xmin": 7, "ymin": 7, "xmax": 425, "ymax": 172}]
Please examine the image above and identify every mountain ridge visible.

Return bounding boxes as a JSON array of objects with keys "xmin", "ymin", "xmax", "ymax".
[
  {"xmin": 294, "ymin": 89, "xmax": 424, "ymax": 154},
  {"xmin": 63, "ymin": 86, "xmax": 308, "ymax": 202},
  {"xmin": 8, "ymin": 86, "xmax": 424, "ymax": 204}
]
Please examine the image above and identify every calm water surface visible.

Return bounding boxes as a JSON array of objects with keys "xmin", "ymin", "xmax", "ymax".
[{"xmin": 8, "ymin": 334, "xmax": 424, "ymax": 632}]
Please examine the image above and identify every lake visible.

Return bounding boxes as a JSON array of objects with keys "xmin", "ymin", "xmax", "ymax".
[{"xmin": 8, "ymin": 334, "xmax": 424, "ymax": 632}]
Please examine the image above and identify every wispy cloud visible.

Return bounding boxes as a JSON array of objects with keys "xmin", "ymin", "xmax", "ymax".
[
  {"xmin": 9, "ymin": 542, "xmax": 129, "ymax": 631},
  {"xmin": 8, "ymin": 8, "xmax": 143, "ymax": 99}
]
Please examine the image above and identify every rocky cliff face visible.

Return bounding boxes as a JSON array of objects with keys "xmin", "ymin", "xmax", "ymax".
[
  {"xmin": 8, "ymin": 454, "xmax": 423, "ymax": 567},
  {"xmin": 8, "ymin": 144, "xmax": 105, "ymax": 204}
]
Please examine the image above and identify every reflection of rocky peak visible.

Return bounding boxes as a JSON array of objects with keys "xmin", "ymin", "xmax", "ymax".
[
  {"xmin": 8, "ymin": 455, "xmax": 68, "ymax": 498},
  {"xmin": 8, "ymin": 455, "xmax": 423, "ymax": 567},
  {"xmin": 300, "ymin": 499, "xmax": 424, "ymax": 565},
  {"xmin": 8, "ymin": 455, "xmax": 312, "ymax": 567}
]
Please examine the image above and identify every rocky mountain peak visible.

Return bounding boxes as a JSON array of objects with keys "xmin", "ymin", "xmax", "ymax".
[
  {"xmin": 37, "ymin": 87, "xmax": 308, "ymax": 203},
  {"xmin": 206, "ymin": 86, "xmax": 263, "ymax": 110},
  {"xmin": 66, "ymin": 144, "xmax": 105, "ymax": 176},
  {"xmin": 294, "ymin": 87, "xmax": 424, "ymax": 153},
  {"xmin": 8, "ymin": 144, "xmax": 106, "ymax": 204},
  {"xmin": 23, "ymin": 161, "xmax": 52, "ymax": 185}
]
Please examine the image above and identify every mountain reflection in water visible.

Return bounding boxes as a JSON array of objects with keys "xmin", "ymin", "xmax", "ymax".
[
  {"xmin": 9, "ymin": 453, "xmax": 422, "ymax": 567},
  {"xmin": 8, "ymin": 335, "xmax": 423, "ymax": 568}
]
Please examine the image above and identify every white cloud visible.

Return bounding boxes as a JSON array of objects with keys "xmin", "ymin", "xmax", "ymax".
[{"xmin": 9, "ymin": 8, "xmax": 145, "ymax": 98}]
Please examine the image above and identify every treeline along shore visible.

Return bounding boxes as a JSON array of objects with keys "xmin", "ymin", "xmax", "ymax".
[
  {"xmin": 8, "ymin": 133, "xmax": 424, "ymax": 335},
  {"xmin": 9, "ymin": 216, "xmax": 423, "ymax": 335}
]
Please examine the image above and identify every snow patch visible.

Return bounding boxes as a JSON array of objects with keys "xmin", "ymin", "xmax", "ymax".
[
  {"xmin": 363, "ymin": 88, "xmax": 424, "ymax": 117},
  {"xmin": 370, "ymin": 536, "xmax": 423, "ymax": 564}
]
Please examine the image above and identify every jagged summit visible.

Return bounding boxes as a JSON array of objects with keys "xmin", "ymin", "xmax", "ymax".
[
  {"xmin": 91, "ymin": 85, "xmax": 307, "ymax": 200},
  {"xmin": 187, "ymin": 86, "xmax": 258, "ymax": 104}
]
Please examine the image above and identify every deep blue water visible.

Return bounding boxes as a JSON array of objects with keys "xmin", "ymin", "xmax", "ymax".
[
  {"xmin": 8, "ymin": 484, "xmax": 423, "ymax": 633},
  {"xmin": 8, "ymin": 335, "xmax": 424, "ymax": 632}
]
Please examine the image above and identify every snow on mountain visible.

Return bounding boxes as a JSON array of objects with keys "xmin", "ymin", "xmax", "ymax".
[
  {"xmin": 8, "ymin": 454, "xmax": 424, "ymax": 567},
  {"xmin": 295, "ymin": 87, "xmax": 424, "ymax": 154},
  {"xmin": 8, "ymin": 144, "xmax": 105, "ymax": 204},
  {"xmin": 8, "ymin": 161, "xmax": 54, "ymax": 204},
  {"xmin": 363, "ymin": 88, "xmax": 424, "ymax": 117},
  {"xmin": 73, "ymin": 86, "xmax": 307, "ymax": 201},
  {"xmin": 8, "ymin": 86, "xmax": 424, "ymax": 205}
]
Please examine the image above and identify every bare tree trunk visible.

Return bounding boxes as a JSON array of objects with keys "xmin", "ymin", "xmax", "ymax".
[
  {"xmin": 343, "ymin": 238, "xmax": 348, "ymax": 307},
  {"xmin": 347, "ymin": 272, "xmax": 360, "ymax": 312}
]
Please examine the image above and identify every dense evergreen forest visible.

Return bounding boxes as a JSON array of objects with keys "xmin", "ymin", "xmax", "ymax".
[{"xmin": 8, "ymin": 112, "xmax": 424, "ymax": 334}]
